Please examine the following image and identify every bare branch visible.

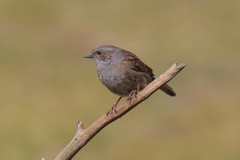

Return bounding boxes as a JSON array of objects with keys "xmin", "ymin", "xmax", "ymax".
[{"xmin": 54, "ymin": 62, "xmax": 186, "ymax": 160}]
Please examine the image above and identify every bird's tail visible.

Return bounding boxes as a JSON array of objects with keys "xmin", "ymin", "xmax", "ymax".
[{"xmin": 160, "ymin": 84, "xmax": 176, "ymax": 96}]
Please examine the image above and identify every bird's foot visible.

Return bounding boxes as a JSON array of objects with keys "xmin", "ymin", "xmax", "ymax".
[
  {"xmin": 106, "ymin": 96, "xmax": 122, "ymax": 116},
  {"xmin": 127, "ymin": 90, "xmax": 137, "ymax": 103},
  {"xmin": 106, "ymin": 104, "xmax": 118, "ymax": 116}
]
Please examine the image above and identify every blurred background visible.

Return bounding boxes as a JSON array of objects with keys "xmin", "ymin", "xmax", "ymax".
[{"xmin": 0, "ymin": 0, "xmax": 240, "ymax": 159}]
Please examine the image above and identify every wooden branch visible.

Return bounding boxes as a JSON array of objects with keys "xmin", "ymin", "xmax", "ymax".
[{"xmin": 54, "ymin": 62, "xmax": 186, "ymax": 160}]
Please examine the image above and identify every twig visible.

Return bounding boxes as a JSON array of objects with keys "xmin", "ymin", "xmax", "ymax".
[{"xmin": 54, "ymin": 62, "xmax": 186, "ymax": 160}]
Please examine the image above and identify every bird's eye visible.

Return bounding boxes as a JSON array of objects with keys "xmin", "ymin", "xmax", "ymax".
[{"xmin": 96, "ymin": 51, "xmax": 102, "ymax": 55}]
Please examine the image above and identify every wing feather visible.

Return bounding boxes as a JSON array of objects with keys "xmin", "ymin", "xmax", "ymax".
[{"xmin": 123, "ymin": 50, "xmax": 155, "ymax": 77}]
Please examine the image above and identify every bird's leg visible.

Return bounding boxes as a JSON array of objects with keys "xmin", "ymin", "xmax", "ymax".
[
  {"xmin": 127, "ymin": 90, "xmax": 138, "ymax": 103},
  {"xmin": 127, "ymin": 82, "xmax": 140, "ymax": 103},
  {"xmin": 106, "ymin": 96, "xmax": 122, "ymax": 115}
]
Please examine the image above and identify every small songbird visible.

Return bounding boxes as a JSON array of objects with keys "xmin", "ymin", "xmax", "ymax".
[{"xmin": 84, "ymin": 45, "xmax": 176, "ymax": 113}]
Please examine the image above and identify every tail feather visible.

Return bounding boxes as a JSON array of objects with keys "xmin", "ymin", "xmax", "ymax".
[{"xmin": 160, "ymin": 84, "xmax": 176, "ymax": 96}]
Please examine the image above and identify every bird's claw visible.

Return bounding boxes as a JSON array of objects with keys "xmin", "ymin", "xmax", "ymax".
[
  {"xmin": 106, "ymin": 104, "xmax": 118, "ymax": 116},
  {"xmin": 127, "ymin": 90, "xmax": 137, "ymax": 103}
]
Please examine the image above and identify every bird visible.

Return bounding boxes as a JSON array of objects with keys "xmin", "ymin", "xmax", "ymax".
[{"xmin": 84, "ymin": 44, "xmax": 176, "ymax": 114}]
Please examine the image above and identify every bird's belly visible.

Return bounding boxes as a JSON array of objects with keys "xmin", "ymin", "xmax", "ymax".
[{"xmin": 98, "ymin": 68, "xmax": 136, "ymax": 97}]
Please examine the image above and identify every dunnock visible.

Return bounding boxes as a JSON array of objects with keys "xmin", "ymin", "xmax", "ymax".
[{"xmin": 84, "ymin": 45, "xmax": 176, "ymax": 113}]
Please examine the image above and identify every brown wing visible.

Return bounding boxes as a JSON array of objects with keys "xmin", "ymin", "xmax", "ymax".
[{"xmin": 123, "ymin": 50, "xmax": 155, "ymax": 77}]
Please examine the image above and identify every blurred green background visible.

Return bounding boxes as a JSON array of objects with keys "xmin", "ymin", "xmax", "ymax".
[{"xmin": 1, "ymin": 0, "xmax": 240, "ymax": 159}]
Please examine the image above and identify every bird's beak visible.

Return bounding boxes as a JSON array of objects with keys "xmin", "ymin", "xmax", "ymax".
[{"xmin": 83, "ymin": 53, "xmax": 93, "ymax": 59}]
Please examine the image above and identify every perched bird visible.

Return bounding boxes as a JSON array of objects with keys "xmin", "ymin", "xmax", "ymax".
[{"xmin": 84, "ymin": 45, "xmax": 176, "ymax": 113}]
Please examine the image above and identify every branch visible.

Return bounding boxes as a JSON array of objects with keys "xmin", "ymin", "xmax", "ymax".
[{"xmin": 54, "ymin": 62, "xmax": 186, "ymax": 160}]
